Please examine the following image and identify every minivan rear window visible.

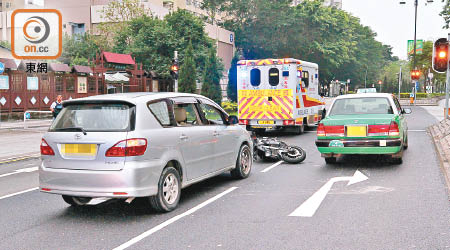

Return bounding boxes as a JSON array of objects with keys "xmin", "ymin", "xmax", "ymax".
[{"xmin": 50, "ymin": 103, "xmax": 133, "ymax": 132}]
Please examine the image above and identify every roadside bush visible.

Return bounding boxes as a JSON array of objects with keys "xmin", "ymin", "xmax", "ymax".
[{"xmin": 222, "ymin": 101, "xmax": 238, "ymax": 115}]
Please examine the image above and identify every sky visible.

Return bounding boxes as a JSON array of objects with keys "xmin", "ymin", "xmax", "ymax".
[{"xmin": 342, "ymin": 0, "xmax": 449, "ymax": 60}]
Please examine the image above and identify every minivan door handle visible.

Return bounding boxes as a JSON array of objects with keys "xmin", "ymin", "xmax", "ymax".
[{"xmin": 180, "ymin": 134, "xmax": 188, "ymax": 141}]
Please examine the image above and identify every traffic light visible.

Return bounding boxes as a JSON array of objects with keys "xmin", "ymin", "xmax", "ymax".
[
  {"xmin": 433, "ymin": 38, "xmax": 449, "ymax": 73},
  {"xmin": 410, "ymin": 69, "xmax": 421, "ymax": 80},
  {"xmin": 378, "ymin": 80, "xmax": 382, "ymax": 85},
  {"xmin": 170, "ymin": 59, "xmax": 179, "ymax": 79}
]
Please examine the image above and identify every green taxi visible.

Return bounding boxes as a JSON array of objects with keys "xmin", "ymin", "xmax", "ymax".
[{"xmin": 315, "ymin": 93, "xmax": 411, "ymax": 164}]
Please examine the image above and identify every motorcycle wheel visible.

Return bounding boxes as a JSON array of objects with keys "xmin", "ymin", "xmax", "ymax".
[{"xmin": 280, "ymin": 146, "xmax": 306, "ymax": 164}]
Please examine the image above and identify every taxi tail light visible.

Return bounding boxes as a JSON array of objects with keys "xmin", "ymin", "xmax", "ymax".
[
  {"xmin": 283, "ymin": 120, "xmax": 295, "ymax": 126},
  {"xmin": 324, "ymin": 125, "xmax": 345, "ymax": 137},
  {"xmin": 317, "ymin": 123, "xmax": 326, "ymax": 137},
  {"xmin": 105, "ymin": 138, "xmax": 147, "ymax": 157},
  {"xmin": 368, "ymin": 125, "xmax": 390, "ymax": 136},
  {"xmin": 239, "ymin": 119, "xmax": 249, "ymax": 125},
  {"xmin": 40, "ymin": 139, "xmax": 55, "ymax": 155},
  {"xmin": 388, "ymin": 122, "xmax": 400, "ymax": 136}
]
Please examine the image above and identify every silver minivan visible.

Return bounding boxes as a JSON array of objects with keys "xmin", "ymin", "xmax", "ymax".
[{"xmin": 39, "ymin": 93, "xmax": 253, "ymax": 212}]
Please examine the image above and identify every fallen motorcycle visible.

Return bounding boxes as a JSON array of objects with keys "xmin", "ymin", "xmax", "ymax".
[{"xmin": 252, "ymin": 134, "xmax": 306, "ymax": 164}]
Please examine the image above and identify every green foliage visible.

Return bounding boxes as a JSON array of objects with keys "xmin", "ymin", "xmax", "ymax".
[
  {"xmin": 60, "ymin": 33, "xmax": 100, "ymax": 65},
  {"xmin": 220, "ymin": 0, "xmax": 396, "ymax": 88},
  {"xmin": 441, "ymin": 0, "xmax": 450, "ymax": 28},
  {"xmin": 114, "ymin": 10, "xmax": 218, "ymax": 80},
  {"xmin": 201, "ymin": 48, "xmax": 224, "ymax": 104},
  {"xmin": 178, "ymin": 41, "xmax": 197, "ymax": 93},
  {"xmin": 221, "ymin": 101, "xmax": 238, "ymax": 113},
  {"xmin": 97, "ymin": 0, "xmax": 150, "ymax": 50},
  {"xmin": 227, "ymin": 53, "xmax": 239, "ymax": 102},
  {"xmin": 0, "ymin": 40, "xmax": 11, "ymax": 49}
]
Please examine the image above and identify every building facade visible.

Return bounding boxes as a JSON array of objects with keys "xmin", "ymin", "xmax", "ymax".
[{"xmin": 0, "ymin": 0, "xmax": 235, "ymax": 98}]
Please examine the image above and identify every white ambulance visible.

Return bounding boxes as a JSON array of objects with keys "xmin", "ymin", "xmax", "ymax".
[{"xmin": 237, "ymin": 58, "xmax": 325, "ymax": 134}]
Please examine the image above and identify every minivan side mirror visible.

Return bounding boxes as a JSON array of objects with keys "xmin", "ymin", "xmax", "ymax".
[
  {"xmin": 402, "ymin": 108, "xmax": 412, "ymax": 115},
  {"xmin": 227, "ymin": 115, "xmax": 239, "ymax": 125}
]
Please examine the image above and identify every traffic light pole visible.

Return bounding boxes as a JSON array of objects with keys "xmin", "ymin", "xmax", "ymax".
[
  {"xmin": 174, "ymin": 51, "xmax": 178, "ymax": 92},
  {"xmin": 445, "ymin": 34, "xmax": 450, "ymax": 119},
  {"xmin": 413, "ymin": 0, "xmax": 418, "ymax": 69}
]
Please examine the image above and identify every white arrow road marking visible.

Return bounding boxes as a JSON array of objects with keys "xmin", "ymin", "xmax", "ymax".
[
  {"xmin": 113, "ymin": 187, "xmax": 238, "ymax": 250},
  {"xmin": 261, "ymin": 161, "xmax": 283, "ymax": 173},
  {"xmin": 289, "ymin": 170, "xmax": 368, "ymax": 217},
  {"xmin": 0, "ymin": 166, "xmax": 38, "ymax": 178}
]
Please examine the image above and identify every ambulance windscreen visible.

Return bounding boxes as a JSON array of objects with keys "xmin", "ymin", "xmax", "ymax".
[
  {"xmin": 269, "ymin": 68, "xmax": 280, "ymax": 86},
  {"xmin": 250, "ymin": 68, "xmax": 261, "ymax": 86}
]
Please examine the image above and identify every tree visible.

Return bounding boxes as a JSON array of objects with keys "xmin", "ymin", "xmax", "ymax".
[
  {"xmin": 60, "ymin": 33, "xmax": 100, "ymax": 65},
  {"xmin": 219, "ymin": 0, "xmax": 396, "ymax": 89},
  {"xmin": 202, "ymin": 48, "xmax": 224, "ymax": 104},
  {"xmin": 114, "ymin": 10, "xmax": 221, "ymax": 80},
  {"xmin": 227, "ymin": 52, "xmax": 240, "ymax": 102},
  {"xmin": 97, "ymin": 0, "xmax": 150, "ymax": 50},
  {"xmin": 441, "ymin": 0, "xmax": 450, "ymax": 28},
  {"xmin": 178, "ymin": 41, "xmax": 197, "ymax": 93}
]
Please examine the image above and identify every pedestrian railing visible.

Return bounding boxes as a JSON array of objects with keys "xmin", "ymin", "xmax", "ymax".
[{"xmin": 23, "ymin": 110, "xmax": 52, "ymax": 129}]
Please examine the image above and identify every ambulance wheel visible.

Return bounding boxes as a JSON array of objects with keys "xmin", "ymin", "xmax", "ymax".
[{"xmin": 294, "ymin": 125, "xmax": 304, "ymax": 135}]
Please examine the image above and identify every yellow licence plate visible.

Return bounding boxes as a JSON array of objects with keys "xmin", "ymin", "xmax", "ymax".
[
  {"xmin": 346, "ymin": 126, "xmax": 367, "ymax": 137},
  {"xmin": 62, "ymin": 144, "xmax": 97, "ymax": 156},
  {"xmin": 258, "ymin": 120, "xmax": 275, "ymax": 125}
]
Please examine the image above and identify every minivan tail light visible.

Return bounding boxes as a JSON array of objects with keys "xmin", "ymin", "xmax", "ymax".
[
  {"xmin": 40, "ymin": 139, "xmax": 55, "ymax": 155},
  {"xmin": 317, "ymin": 123, "xmax": 326, "ymax": 137},
  {"xmin": 388, "ymin": 122, "xmax": 400, "ymax": 136},
  {"xmin": 105, "ymin": 138, "xmax": 147, "ymax": 157}
]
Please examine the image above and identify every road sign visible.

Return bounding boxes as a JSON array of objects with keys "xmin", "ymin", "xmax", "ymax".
[
  {"xmin": 0, "ymin": 62, "xmax": 4, "ymax": 74},
  {"xmin": 428, "ymin": 72, "xmax": 434, "ymax": 79},
  {"xmin": 416, "ymin": 82, "xmax": 420, "ymax": 91},
  {"xmin": 408, "ymin": 39, "xmax": 424, "ymax": 55},
  {"xmin": 410, "ymin": 92, "xmax": 415, "ymax": 98}
]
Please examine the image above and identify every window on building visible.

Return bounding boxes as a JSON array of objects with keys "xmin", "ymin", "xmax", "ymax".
[
  {"xmin": 88, "ymin": 77, "xmax": 96, "ymax": 93},
  {"xmin": 12, "ymin": 74, "xmax": 23, "ymax": 91},
  {"xmin": 66, "ymin": 77, "xmax": 75, "ymax": 92},
  {"xmin": 55, "ymin": 75, "xmax": 63, "ymax": 92}
]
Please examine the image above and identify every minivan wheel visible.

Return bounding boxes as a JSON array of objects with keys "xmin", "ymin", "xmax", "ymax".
[
  {"xmin": 149, "ymin": 167, "xmax": 181, "ymax": 212},
  {"xmin": 231, "ymin": 144, "xmax": 252, "ymax": 179},
  {"xmin": 62, "ymin": 195, "xmax": 92, "ymax": 206}
]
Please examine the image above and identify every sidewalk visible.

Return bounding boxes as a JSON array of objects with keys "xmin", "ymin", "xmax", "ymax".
[
  {"xmin": 428, "ymin": 118, "xmax": 450, "ymax": 190},
  {"xmin": 0, "ymin": 120, "xmax": 51, "ymax": 163}
]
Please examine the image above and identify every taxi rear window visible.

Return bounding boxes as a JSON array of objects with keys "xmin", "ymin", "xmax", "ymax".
[{"xmin": 329, "ymin": 97, "xmax": 394, "ymax": 115}]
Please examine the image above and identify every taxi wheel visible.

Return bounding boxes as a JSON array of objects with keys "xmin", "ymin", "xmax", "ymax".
[
  {"xmin": 403, "ymin": 135, "xmax": 408, "ymax": 150},
  {"xmin": 149, "ymin": 167, "xmax": 181, "ymax": 212},
  {"xmin": 231, "ymin": 144, "xmax": 252, "ymax": 179},
  {"xmin": 325, "ymin": 157, "xmax": 336, "ymax": 164},
  {"xmin": 62, "ymin": 195, "xmax": 91, "ymax": 206}
]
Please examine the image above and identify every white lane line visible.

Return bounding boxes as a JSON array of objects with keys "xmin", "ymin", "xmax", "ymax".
[
  {"xmin": 408, "ymin": 130, "xmax": 426, "ymax": 132},
  {"xmin": 113, "ymin": 187, "xmax": 238, "ymax": 250},
  {"xmin": 261, "ymin": 161, "xmax": 283, "ymax": 173},
  {"xmin": 0, "ymin": 187, "xmax": 38, "ymax": 200},
  {"xmin": 0, "ymin": 166, "xmax": 38, "ymax": 178}
]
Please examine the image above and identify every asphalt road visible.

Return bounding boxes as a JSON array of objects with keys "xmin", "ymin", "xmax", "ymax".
[{"xmin": 0, "ymin": 106, "xmax": 449, "ymax": 250}]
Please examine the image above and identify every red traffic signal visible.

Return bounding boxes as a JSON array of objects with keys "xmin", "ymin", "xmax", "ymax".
[
  {"xmin": 410, "ymin": 70, "xmax": 421, "ymax": 80},
  {"xmin": 170, "ymin": 59, "xmax": 179, "ymax": 79},
  {"xmin": 433, "ymin": 38, "xmax": 449, "ymax": 73},
  {"xmin": 378, "ymin": 80, "xmax": 382, "ymax": 84}
]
